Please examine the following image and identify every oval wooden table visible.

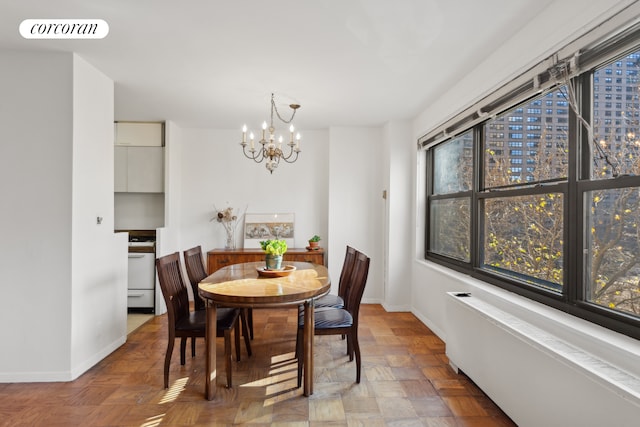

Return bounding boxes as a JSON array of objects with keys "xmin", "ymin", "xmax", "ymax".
[{"xmin": 198, "ymin": 261, "xmax": 331, "ymax": 400}]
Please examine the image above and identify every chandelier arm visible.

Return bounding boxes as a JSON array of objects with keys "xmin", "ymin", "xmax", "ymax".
[
  {"xmin": 281, "ymin": 151, "xmax": 299, "ymax": 164},
  {"xmin": 241, "ymin": 144, "xmax": 266, "ymax": 163},
  {"xmin": 281, "ymin": 146, "xmax": 300, "ymax": 163}
]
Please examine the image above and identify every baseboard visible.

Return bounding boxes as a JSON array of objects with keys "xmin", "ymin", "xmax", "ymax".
[
  {"xmin": 70, "ymin": 335, "xmax": 126, "ymax": 380},
  {"xmin": 0, "ymin": 335, "xmax": 126, "ymax": 383}
]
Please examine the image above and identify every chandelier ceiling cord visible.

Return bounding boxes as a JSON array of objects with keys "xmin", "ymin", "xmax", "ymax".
[{"xmin": 241, "ymin": 93, "xmax": 301, "ymax": 174}]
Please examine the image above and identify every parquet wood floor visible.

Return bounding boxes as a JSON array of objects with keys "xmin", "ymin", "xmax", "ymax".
[{"xmin": 0, "ymin": 305, "xmax": 517, "ymax": 426}]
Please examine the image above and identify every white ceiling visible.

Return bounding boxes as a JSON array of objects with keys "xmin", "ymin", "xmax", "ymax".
[{"xmin": 1, "ymin": 0, "xmax": 556, "ymax": 130}]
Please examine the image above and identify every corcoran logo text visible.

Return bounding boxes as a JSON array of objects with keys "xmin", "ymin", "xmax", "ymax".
[{"xmin": 20, "ymin": 19, "xmax": 109, "ymax": 39}]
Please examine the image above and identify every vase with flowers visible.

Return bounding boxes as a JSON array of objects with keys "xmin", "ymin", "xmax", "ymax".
[{"xmin": 211, "ymin": 205, "xmax": 246, "ymax": 249}]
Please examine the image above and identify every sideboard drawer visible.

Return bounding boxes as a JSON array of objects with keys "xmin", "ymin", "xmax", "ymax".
[
  {"xmin": 285, "ymin": 252, "xmax": 324, "ymax": 265},
  {"xmin": 209, "ymin": 256, "xmax": 234, "ymax": 272}
]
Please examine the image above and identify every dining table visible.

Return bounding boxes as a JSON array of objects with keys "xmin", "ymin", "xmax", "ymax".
[{"xmin": 198, "ymin": 260, "xmax": 331, "ymax": 400}]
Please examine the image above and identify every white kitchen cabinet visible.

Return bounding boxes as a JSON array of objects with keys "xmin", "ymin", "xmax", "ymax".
[
  {"xmin": 114, "ymin": 146, "xmax": 128, "ymax": 192},
  {"xmin": 115, "ymin": 122, "xmax": 163, "ymax": 146},
  {"xmin": 114, "ymin": 146, "xmax": 164, "ymax": 193}
]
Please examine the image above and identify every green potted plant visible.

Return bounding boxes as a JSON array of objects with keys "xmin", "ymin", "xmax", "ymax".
[
  {"xmin": 259, "ymin": 239, "xmax": 288, "ymax": 270},
  {"xmin": 307, "ymin": 235, "xmax": 321, "ymax": 250}
]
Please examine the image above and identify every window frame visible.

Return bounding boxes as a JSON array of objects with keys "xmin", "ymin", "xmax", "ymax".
[{"xmin": 422, "ymin": 21, "xmax": 640, "ymax": 340}]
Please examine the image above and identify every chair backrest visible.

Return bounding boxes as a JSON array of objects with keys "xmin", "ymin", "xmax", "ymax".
[
  {"xmin": 156, "ymin": 252, "xmax": 191, "ymax": 328},
  {"xmin": 337, "ymin": 246, "xmax": 357, "ymax": 300},
  {"xmin": 344, "ymin": 250, "xmax": 370, "ymax": 324},
  {"xmin": 183, "ymin": 246, "xmax": 207, "ymax": 311}
]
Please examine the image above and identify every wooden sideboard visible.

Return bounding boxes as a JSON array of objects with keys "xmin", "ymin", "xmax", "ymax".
[{"xmin": 206, "ymin": 248, "xmax": 325, "ymax": 275}]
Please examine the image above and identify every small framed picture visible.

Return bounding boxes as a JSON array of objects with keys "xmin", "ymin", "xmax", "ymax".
[{"xmin": 244, "ymin": 213, "xmax": 295, "ymax": 248}]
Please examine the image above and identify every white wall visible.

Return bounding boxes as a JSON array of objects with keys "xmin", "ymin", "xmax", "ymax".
[
  {"xmin": 328, "ymin": 127, "xmax": 384, "ymax": 302},
  {"xmin": 178, "ymin": 127, "xmax": 330, "ymax": 255},
  {"xmin": 0, "ymin": 51, "xmax": 74, "ymax": 379},
  {"xmin": 114, "ymin": 193, "xmax": 165, "ymax": 230},
  {"xmin": 0, "ymin": 50, "xmax": 127, "ymax": 382},
  {"xmin": 70, "ymin": 55, "xmax": 128, "ymax": 378},
  {"xmin": 410, "ymin": 2, "xmax": 640, "ymax": 426},
  {"xmin": 172, "ymin": 125, "xmax": 386, "ymax": 302},
  {"xmin": 382, "ymin": 120, "xmax": 413, "ymax": 311},
  {"xmin": 155, "ymin": 120, "xmax": 184, "ymax": 314}
]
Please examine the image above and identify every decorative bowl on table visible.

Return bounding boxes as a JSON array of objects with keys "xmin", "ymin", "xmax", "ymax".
[{"xmin": 256, "ymin": 265, "xmax": 296, "ymax": 277}]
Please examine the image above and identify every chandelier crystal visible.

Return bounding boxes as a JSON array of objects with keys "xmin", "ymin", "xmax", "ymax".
[{"xmin": 240, "ymin": 93, "xmax": 301, "ymax": 174}]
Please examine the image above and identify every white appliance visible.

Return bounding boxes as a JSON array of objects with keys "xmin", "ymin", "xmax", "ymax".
[{"xmin": 127, "ymin": 249, "xmax": 155, "ymax": 312}]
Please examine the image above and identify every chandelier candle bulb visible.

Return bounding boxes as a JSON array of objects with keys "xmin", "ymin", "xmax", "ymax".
[
  {"xmin": 242, "ymin": 125, "xmax": 247, "ymax": 143},
  {"xmin": 250, "ymin": 133, "xmax": 255, "ymax": 150}
]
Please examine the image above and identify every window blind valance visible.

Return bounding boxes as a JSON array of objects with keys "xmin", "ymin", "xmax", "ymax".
[{"xmin": 418, "ymin": 4, "xmax": 640, "ymax": 151}]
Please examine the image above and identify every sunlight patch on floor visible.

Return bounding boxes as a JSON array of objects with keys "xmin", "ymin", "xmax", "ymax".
[{"xmin": 127, "ymin": 313, "xmax": 153, "ymax": 335}]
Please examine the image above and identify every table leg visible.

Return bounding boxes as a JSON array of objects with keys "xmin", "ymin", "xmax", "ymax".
[
  {"xmin": 205, "ymin": 302, "xmax": 218, "ymax": 400},
  {"xmin": 303, "ymin": 298, "xmax": 314, "ymax": 396}
]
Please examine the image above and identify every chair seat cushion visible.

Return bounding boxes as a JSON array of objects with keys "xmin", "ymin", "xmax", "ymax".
[
  {"xmin": 216, "ymin": 307, "xmax": 240, "ymax": 330},
  {"xmin": 176, "ymin": 309, "xmax": 206, "ymax": 332},
  {"xmin": 315, "ymin": 293, "xmax": 344, "ymax": 308},
  {"xmin": 299, "ymin": 307, "xmax": 353, "ymax": 329},
  {"xmin": 175, "ymin": 307, "xmax": 238, "ymax": 332}
]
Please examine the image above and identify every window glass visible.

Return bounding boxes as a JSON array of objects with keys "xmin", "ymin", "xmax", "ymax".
[
  {"xmin": 430, "ymin": 198, "xmax": 470, "ymax": 262},
  {"xmin": 585, "ymin": 188, "xmax": 640, "ymax": 316},
  {"xmin": 485, "ymin": 89, "xmax": 568, "ymax": 188},
  {"xmin": 483, "ymin": 194, "xmax": 564, "ymax": 291},
  {"xmin": 433, "ymin": 132, "xmax": 473, "ymax": 194},
  {"xmin": 592, "ymin": 50, "xmax": 640, "ymax": 179}
]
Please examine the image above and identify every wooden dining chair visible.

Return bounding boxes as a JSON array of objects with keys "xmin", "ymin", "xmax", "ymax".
[
  {"xmin": 183, "ymin": 245, "xmax": 252, "ymax": 358},
  {"xmin": 316, "ymin": 245, "xmax": 357, "ymax": 309},
  {"xmin": 296, "ymin": 250, "xmax": 370, "ymax": 386},
  {"xmin": 295, "ymin": 245, "xmax": 357, "ymax": 359},
  {"xmin": 156, "ymin": 252, "xmax": 240, "ymax": 388}
]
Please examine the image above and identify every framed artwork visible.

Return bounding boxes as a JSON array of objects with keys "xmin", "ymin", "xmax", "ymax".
[{"xmin": 243, "ymin": 213, "xmax": 295, "ymax": 248}]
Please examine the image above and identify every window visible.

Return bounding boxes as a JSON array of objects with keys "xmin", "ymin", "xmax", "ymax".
[
  {"xmin": 584, "ymin": 55, "xmax": 640, "ymax": 318},
  {"xmin": 423, "ymin": 29, "xmax": 640, "ymax": 339},
  {"xmin": 484, "ymin": 193, "xmax": 564, "ymax": 291},
  {"xmin": 586, "ymin": 187, "xmax": 640, "ymax": 316},
  {"xmin": 428, "ymin": 132, "xmax": 473, "ymax": 262},
  {"xmin": 480, "ymin": 90, "xmax": 567, "ymax": 288}
]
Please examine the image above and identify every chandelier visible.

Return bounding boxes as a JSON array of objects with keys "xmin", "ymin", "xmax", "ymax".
[{"xmin": 240, "ymin": 93, "xmax": 301, "ymax": 173}]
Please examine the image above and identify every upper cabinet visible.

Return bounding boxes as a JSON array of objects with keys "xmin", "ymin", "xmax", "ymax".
[
  {"xmin": 115, "ymin": 122, "xmax": 163, "ymax": 146},
  {"xmin": 115, "ymin": 146, "xmax": 164, "ymax": 193},
  {"xmin": 114, "ymin": 122, "xmax": 165, "ymax": 193}
]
